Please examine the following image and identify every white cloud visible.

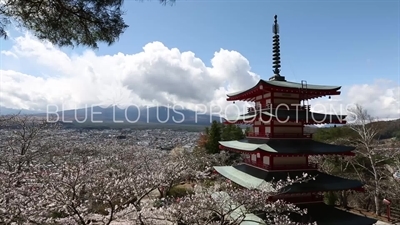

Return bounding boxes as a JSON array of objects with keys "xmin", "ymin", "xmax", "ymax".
[
  {"xmin": 1, "ymin": 50, "xmax": 18, "ymax": 58},
  {"xmin": 310, "ymin": 79, "xmax": 400, "ymax": 120},
  {"xmin": 0, "ymin": 33, "xmax": 257, "ymax": 116},
  {"xmin": 0, "ymin": 33, "xmax": 399, "ymax": 120}
]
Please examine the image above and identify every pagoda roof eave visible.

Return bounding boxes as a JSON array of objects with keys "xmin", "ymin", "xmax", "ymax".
[
  {"xmin": 214, "ymin": 167, "xmax": 376, "ymax": 225},
  {"xmin": 219, "ymin": 140, "xmax": 276, "ymax": 153},
  {"xmin": 216, "ymin": 164, "xmax": 365, "ymax": 194},
  {"xmin": 213, "ymin": 166, "xmax": 275, "ymax": 191},
  {"xmin": 234, "ymin": 164, "xmax": 364, "ymax": 194},
  {"xmin": 219, "ymin": 139, "xmax": 356, "ymax": 154},
  {"xmin": 267, "ymin": 80, "xmax": 341, "ymax": 91},
  {"xmin": 226, "ymin": 79, "xmax": 341, "ymax": 100},
  {"xmin": 227, "ymin": 80, "xmax": 263, "ymax": 98},
  {"xmin": 296, "ymin": 203, "xmax": 377, "ymax": 225}
]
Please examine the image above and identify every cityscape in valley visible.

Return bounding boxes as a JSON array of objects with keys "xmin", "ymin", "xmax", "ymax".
[{"xmin": 1, "ymin": 1, "xmax": 399, "ymax": 225}]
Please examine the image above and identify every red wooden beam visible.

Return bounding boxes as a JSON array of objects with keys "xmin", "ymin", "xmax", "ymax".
[{"xmin": 227, "ymin": 81, "xmax": 341, "ymax": 102}]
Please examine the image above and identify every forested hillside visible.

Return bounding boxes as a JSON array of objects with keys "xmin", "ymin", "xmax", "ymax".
[{"xmin": 313, "ymin": 119, "xmax": 400, "ymax": 142}]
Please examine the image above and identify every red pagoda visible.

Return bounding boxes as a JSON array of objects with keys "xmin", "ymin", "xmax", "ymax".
[{"xmin": 213, "ymin": 15, "xmax": 378, "ymax": 225}]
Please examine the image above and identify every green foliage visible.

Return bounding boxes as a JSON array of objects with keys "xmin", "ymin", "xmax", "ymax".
[
  {"xmin": 153, "ymin": 199, "xmax": 164, "ymax": 208},
  {"xmin": 313, "ymin": 119, "xmax": 400, "ymax": 142},
  {"xmin": 313, "ymin": 126, "xmax": 357, "ymax": 142},
  {"xmin": 50, "ymin": 211, "xmax": 68, "ymax": 219},
  {"xmin": 192, "ymin": 146, "xmax": 208, "ymax": 156},
  {"xmin": 244, "ymin": 127, "xmax": 251, "ymax": 135},
  {"xmin": 203, "ymin": 179, "xmax": 215, "ymax": 188},
  {"xmin": 221, "ymin": 124, "xmax": 245, "ymax": 141},
  {"xmin": 90, "ymin": 202, "xmax": 110, "ymax": 215},
  {"xmin": 393, "ymin": 130, "xmax": 400, "ymax": 140},
  {"xmin": 205, "ymin": 127, "xmax": 210, "ymax": 135},
  {"xmin": 0, "ymin": 0, "xmax": 174, "ymax": 48},
  {"xmin": 204, "ymin": 121, "xmax": 245, "ymax": 154},
  {"xmin": 373, "ymin": 119, "xmax": 400, "ymax": 139},
  {"xmin": 167, "ymin": 185, "xmax": 193, "ymax": 198},
  {"xmin": 205, "ymin": 120, "xmax": 222, "ymax": 154},
  {"xmin": 324, "ymin": 192, "xmax": 338, "ymax": 206}
]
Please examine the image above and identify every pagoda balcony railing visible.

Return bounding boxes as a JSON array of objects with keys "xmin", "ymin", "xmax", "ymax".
[
  {"xmin": 273, "ymin": 195, "xmax": 324, "ymax": 204},
  {"xmin": 247, "ymin": 103, "xmax": 271, "ymax": 112},
  {"xmin": 243, "ymin": 159, "xmax": 318, "ymax": 171},
  {"xmin": 302, "ymin": 105, "xmax": 311, "ymax": 110},
  {"xmin": 247, "ymin": 104, "xmax": 310, "ymax": 112},
  {"xmin": 247, "ymin": 132, "xmax": 312, "ymax": 139}
]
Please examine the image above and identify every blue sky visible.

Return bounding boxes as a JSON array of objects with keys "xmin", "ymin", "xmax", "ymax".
[
  {"xmin": 3, "ymin": 0, "xmax": 399, "ymax": 86},
  {"xmin": 91, "ymin": 0, "xmax": 396, "ymax": 86},
  {"xmin": 0, "ymin": 0, "xmax": 399, "ymax": 117},
  {"xmin": 126, "ymin": 0, "xmax": 400, "ymax": 87}
]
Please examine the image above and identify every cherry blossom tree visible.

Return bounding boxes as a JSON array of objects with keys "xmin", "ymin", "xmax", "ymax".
[
  {"xmin": 148, "ymin": 179, "xmax": 313, "ymax": 225},
  {"xmin": 347, "ymin": 104, "xmax": 400, "ymax": 215},
  {"xmin": 1, "ymin": 115, "xmax": 59, "ymax": 173},
  {"xmin": 0, "ymin": 115, "xmax": 314, "ymax": 224},
  {"xmin": 0, "ymin": 115, "xmax": 59, "ymax": 224}
]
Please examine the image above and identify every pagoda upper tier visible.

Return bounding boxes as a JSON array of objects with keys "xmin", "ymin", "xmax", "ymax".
[
  {"xmin": 227, "ymin": 79, "xmax": 341, "ymax": 102},
  {"xmin": 224, "ymin": 109, "xmax": 347, "ymax": 125}
]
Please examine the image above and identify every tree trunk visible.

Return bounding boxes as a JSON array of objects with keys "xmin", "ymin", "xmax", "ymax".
[
  {"xmin": 374, "ymin": 194, "xmax": 380, "ymax": 215},
  {"xmin": 340, "ymin": 190, "xmax": 348, "ymax": 208},
  {"xmin": 365, "ymin": 197, "xmax": 371, "ymax": 210}
]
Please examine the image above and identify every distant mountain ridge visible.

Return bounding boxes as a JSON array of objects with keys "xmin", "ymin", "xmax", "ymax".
[
  {"xmin": 2, "ymin": 106, "xmax": 398, "ymax": 133},
  {"xmin": 40, "ymin": 105, "xmax": 222, "ymax": 126},
  {"xmin": 0, "ymin": 106, "xmax": 44, "ymax": 115}
]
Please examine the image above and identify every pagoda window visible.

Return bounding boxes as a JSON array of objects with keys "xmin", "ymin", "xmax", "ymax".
[
  {"xmin": 263, "ymin": 156, "xmax": 270, "ymax": 165},
  {"xmin": 263, "ymin": 93, "xmax": 271, "ymax": 98},
  {"xmin": 265, "ymin": 99, "xmax": 271, "ymax": 104},
  {"xmin": 255, "ymin": 101, "xmax": 261, "ymax": 109},
  {"xmin": 256, "ymin": 95, "xmax": 263, "ymax": 100},
  {"xmin": 251, "ymin": 154, "xmax": 257, "ymax": 162},
  {"xmin": 264, "ymin": 127, "xmax": 271, "ymax": 133},
  {"xmin": 254, "ymin": 127, "xmax": 259, "ymax": 134}
]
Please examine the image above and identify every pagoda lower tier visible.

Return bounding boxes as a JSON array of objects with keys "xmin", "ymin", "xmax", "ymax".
[
  {"xmin": 214, "ymin": 164, "xmax": 364, "ymax": 195},
  {"xmin": 214, "ymin": 164, "xmax": 378, "ymax": 225},
  {"xmin": 290, "ymin": 203, "xmax": 377, "ymax": 225},
  {"xmin": 268, "ymin": 203, "xmax": 377, "ymax": 225},
  {"xmin": 224, "ymin": 108, "xmax": 347, "ymax": 125}
]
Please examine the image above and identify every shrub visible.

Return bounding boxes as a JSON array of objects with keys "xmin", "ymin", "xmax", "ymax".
[
  {"xmin": 167, "ymin": 185, "xmax": 193, "ymax": 198},
  {"xmin": 50, "ymin": 210, "xmax": 68, "ymax": 219},
  {"xmin": 203, "ymin": 179, "xmax": 215, "ymax": 187},
  {"xmin": 324, "ymin": 191, "xmax": 338, "ymax": 205}
]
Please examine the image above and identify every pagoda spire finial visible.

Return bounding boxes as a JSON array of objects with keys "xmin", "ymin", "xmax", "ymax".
[
  {"xmin": 273, "ymin": 15, "xmax": 278, "ymax": 35},
  {"xmin": 270, "ymin": 15, "xmax": 286, "ymax": 81}
]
